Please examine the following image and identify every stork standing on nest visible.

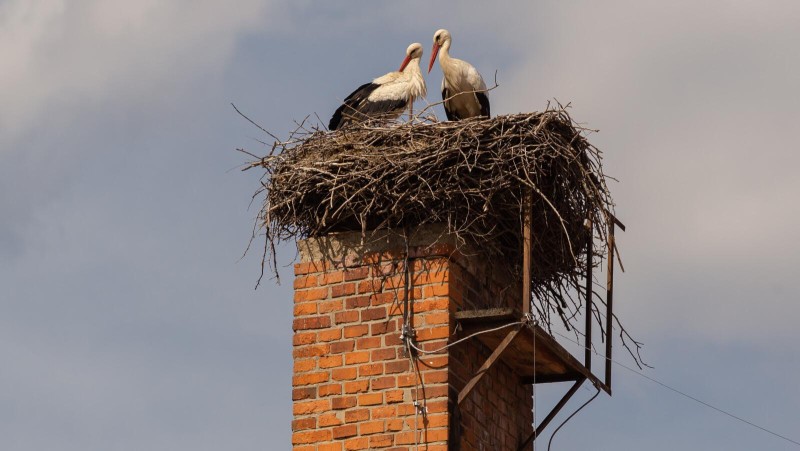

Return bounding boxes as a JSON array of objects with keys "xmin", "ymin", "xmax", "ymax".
[
  {"xmin": 428, "ymin": 29, "xmax": 490, "ymax": 120},
  {"xmin": 328, "ymin": 43, "xmax": 427, "ymax": 131}
]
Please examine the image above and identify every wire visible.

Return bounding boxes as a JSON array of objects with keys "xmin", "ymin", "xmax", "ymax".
[
  {"xmin": 546, "ymin": 387, "xmax": 601, "ymax": 451},
  {"xmin": 407, "ymin": 321, "xmax": 526, "ymax": 354},
  {"xmin": 549, "ymin": 330, "xmax": 800, "ymax": 448}
]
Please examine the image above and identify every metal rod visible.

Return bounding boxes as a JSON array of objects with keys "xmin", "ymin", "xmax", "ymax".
[
  {"xmin": 517, "ymin": 377, "xmax": 586, "ymax": 450},
  {"xmin": 522, "ymin": 189, "xmax": 533, "ymax": 316},
  {"xmin": 457, "ymin": 325, "xmax": 522, "ymax": 405},
  {"xmin": 605, "ymin": 221, "xmax": 615, "ymax": 390},
  {"xmin": 584, "ymin": 219, "xmax": 593, "ymax": 372}
]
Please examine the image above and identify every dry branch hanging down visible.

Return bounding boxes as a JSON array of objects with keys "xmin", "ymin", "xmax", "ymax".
[{"xmin": 243, "ymin": 108, "xmax": 642, "ymax": 364}]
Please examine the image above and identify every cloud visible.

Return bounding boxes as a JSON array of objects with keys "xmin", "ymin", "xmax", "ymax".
[{"xmin": 0, "ymin": 0, "xmax": 278, "ymax": 145}]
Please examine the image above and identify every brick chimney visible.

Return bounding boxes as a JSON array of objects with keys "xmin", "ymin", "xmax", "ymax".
[{"xmin": 291, "ymin": 227, "xmax": 532, "ymax": 450}]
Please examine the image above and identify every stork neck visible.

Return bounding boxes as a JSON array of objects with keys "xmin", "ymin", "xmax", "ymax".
[{"xmin": 438, "ymin": 39, "xmax": 452, "ymax": 65}]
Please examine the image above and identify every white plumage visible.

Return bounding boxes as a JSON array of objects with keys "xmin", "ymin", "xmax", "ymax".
[
  {"xmin": 428, "ymin": 29, "xmax": 490, "ymax": 121},
  {"xmin": 329, "ymin": 43, "xmax": 426, "ymax": 130}
]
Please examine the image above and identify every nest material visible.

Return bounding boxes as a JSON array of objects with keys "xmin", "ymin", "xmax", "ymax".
[{"xmin": 248, "ymin": 109, "xmax": 616, "ymax": 332}]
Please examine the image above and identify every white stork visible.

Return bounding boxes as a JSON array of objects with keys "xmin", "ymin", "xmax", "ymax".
[
  {"xmin": 428, "ymin": 29, "xmax": 490, "ymax": 120},
  {"xmin": 329, "ymin": 43, "xmax": 427, "ymax": 130}
]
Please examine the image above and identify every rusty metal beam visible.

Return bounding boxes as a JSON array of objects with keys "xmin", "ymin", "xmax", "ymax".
[
  {"xmin": 604, "ymin": 221, "xmax": 616, "ymax": 391},
  {"xmin": 522, "ymin": 189, "xmax": 533, "ymax": 316},
  {"xmin": 517, "ymin": 377, "xmax": 587, "ymax": 450},
  {"xmin": 457, "ymin": 324, "xmax": 522, "ymax": 405},
  {"xmin": 584, "ymin": 219, "xmax": 593, "ymax": 372}
]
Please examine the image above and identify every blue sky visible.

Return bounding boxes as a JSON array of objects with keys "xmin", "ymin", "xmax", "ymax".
[{"xmin": 2, "ymin": 1, "xmax": 799, "ymax": 449}]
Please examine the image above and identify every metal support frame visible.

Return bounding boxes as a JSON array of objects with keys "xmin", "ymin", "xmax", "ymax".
[
  {"xmin": 456, "ymin": 324, "xmax": 523, "ymax": 405},
  {"xmin": 454, "ymin": 189, "xmax": 626, "ymax": 446},
  {"xmin": 518, "ymin": 377, "xmax": 587, "ymax": 450}
]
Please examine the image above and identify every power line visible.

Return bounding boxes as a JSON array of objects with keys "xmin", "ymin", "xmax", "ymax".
[{"xmin": 550, "ymin": 330, "xmax": 800, "ymax": 448}]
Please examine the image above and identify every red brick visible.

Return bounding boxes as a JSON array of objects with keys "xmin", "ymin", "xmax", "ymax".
[
  {"xmin": 293, "ymin": 371, "xmax": 329, "ymax": 386},
  {"xmin": 371, "ymin": 406, "xmax": 397, "ymax": 419},
  {"xmin": 292, "ymin": 387, "xmax": 316, "ymax": 401},
  {"xmin": 293, "ymin": 344, "xmax": 330, "ymax": 358},
  {"xmin": 411, "ymin": 298, "xmax": 448, "ymax": 312},
  {"xmin": 357, "ymin": 279, "xmax": 383, "ymax": 294},
  {"xmin": 386, "ymin": 418, "xmax": 404, "ymax": 431},
  {"xmin": 293, "ymin": 359, "xmax": 315, "ymax": 373},
  {"xmin": 293, "ymin": 275, "xmax": 318, "ymax": 289},
  {"xmin": 330, "ymin": 340, "xmax": 355, "ymax": 354},
  {"xmin": 370, "ymin": 376, "xmax": 396, "ymax": 390},
  {"xmin": 318, "ymin": 299, "xmax": 344, "ymax": 313},
  {"xmin": 384, "ymin": 360, "xmax": 409, "ymax": 374},
  {"xmin": 331, "ymin": 367, "xmax": 358, "ymax": 381},
  {"xmin": 320, "ymin": 271, "xmax": 344, "ymax": 284},
  {"xmin": 294, "ymin": 287, "xmax": 329, "ymax": 302},
  {"xmin": 293, "ymin": 429, "xmax": 332, "ymax": 444},
  {"xmin": 371, "ymin": 348, "xmax": 396, "ymax": 361},
  {"xmin": 292, "ymin": 417, "xmax": 316, "ymax": 431},
  {"xmin": 293, "ymin": 332, "xmax": 316, "ymax": 346},
  {"xmin": 318, "ymin": 328, "xmax": 342, "ymax": 342},
  {"xmin": 319, "ymin": 355, "xmax": 343, "ymax": 369},
  {"xmin": 344, "ymin": 409, "xmax": 369, "ymax": 423},
  {"xmin": 369, "ymin": 292, "xmax": 396, "ymax": 306},
  {"xmin": 370, "ymin": 320, "xmax": 396, "ymax": 335},
  {"xmin": 335, "ymin": 311, "xmax": 359, "ymax": 324},
  {"xmin": 369, "ymin": 434, "xmax": 394, "ymax": 448},
  {"xmin": 293, "ymin": 261, "xmax": 325, "ymax": 275},
  {"xmin": 343, "ymin": 324, "xmax": 369, "ymax": 338},
  {"xmin": 344, "ymin": 437, "xmax": 369, "ymax": 450},
  {"xmin": 358, "ymin": 392, "xmax": 383, "ymax": 406},
  {"xmin": 344, "ymin": 351, "xmax": 370, "ymax": 365},
  {"xmin": 358, "ymin": 363, "xmax": 383, "ymax": 377},
  {"xmin": 397, "ymin": 374, "xmax": 417, "ymax": 388},
  {"xmin": 344, "ymin": 380, "xmax": 369, "ymax": 394},
  {"xmin": 331, "ymin": 396, "xmax": 357, "ymax": 410},
  {"xmin": 318, "ymin": 383, "xmax": 342, "ymax": 397},
  {"xmin": 332, "ymin": 424, "xmax": 357, "ymax": 439},
  {"xmin": 345, "ymin": 296, "xmax": 371, "ymax": 309},
  {"xmin": 293, "ymin": 316, "xmax": 331, "ymax": 331},
  {"xmin": 294, "ymin": 302, "xmax": 318, "ymax": 316},
  {"xmin": 343, "ymin": 267, "xmax": 369, "ymax": 281},
  {"xmin": 360, "ymin": 420, "xmax": 385, "ymax": 435},
  {"xmin": 423, "ymin": 284, "xmax": 449, "ymax": 298},
  {"xmin": 361, "ymin": 306, "xmax": 387, "ymax": 321},
  {"xmin": 318, "ymin": 443, "xmax": 342, "ymax": 451},
  {"xmin": 423, "ymin": 370, "xmax": 448, "ymax": 384},
  {"xmin": 318, "ymin": 412, "xmax": 343, "ymax": 427},
  {"xmin": 356, "ymin": 337, "xmax": 381, "ymax": 349},
  {"xmin": 331, "ymin": 283, "xmax": 356, "ymax": 298},
  {"xmin": 293, "ymin": 399, "xmax": 331, "ymax": 415},
  {"xmin": 422, "ymin": 311, "xmax": 450, "ymax": 325},
  {"xmin": 385, "ymin": 389, "xmax": 404, "ymax": 403},
  {"xmin": 416, "ymin": 325, "xmax": 450, "ymax": 341}
]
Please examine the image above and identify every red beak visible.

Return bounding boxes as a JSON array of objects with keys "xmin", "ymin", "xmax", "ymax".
[
  {"xmin": 428, "ymin": 43, "xmax": 440, "ymax": 73},
  {"xmin": 399, "ymin": 54, "xmax": 412, "ymax": 72}
]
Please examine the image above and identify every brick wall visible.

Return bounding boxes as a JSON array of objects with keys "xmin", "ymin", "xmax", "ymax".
[{"xmin": 291, "ymin": 229, "xmax": 532, "ymax": 450}]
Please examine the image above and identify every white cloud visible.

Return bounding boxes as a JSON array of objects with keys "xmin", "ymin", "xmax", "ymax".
[{"xmin": 0, "ymin": 0, "xmax": 277, "ymax": 145}]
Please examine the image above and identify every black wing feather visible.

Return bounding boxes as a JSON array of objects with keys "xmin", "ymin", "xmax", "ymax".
[
  {"xmin": 476, "ymin": 92, "xmax": 490, "ymax": 118},
  {"xmin": 441, "ymin": 87, "xmax": 459, "ymax": 121},
  {"xmin": 329, "ymin": 82, "xmax": 380, "ymax": 130}
]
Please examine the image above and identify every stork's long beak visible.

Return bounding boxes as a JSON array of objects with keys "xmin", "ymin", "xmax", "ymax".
[
  {"xmin": 428, "ymin": 43, "xmax": 440, "ymax": 73},
  {"xmin": 399, "ymin": 55, "xmax": 412, "ymax": 72}
]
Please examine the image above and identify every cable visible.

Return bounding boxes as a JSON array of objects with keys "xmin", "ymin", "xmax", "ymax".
[
  {"xmin": 407, "ymin": 321, "xmax": 526, "ymax": 354},
  {"xmin": 549, "ymin": 330, "xmax": 800, "ymax": 448},
  {"xmin": 546, "ymin": 387, "xmax": 601, "ymax": 451}
]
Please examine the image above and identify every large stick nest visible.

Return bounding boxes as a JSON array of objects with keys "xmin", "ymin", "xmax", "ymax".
[{"xmin": 246, "ymin": 108, "xmax": 630, "ymax": 347}]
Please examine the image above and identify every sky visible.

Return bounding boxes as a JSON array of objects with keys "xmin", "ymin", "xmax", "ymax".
[{"xmin": 1, "ymin": 1, "xmax": 799, "ymax": 450}]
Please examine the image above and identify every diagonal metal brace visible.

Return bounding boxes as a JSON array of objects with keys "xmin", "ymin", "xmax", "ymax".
[{"xmin": 457, "ymin": 324, "xmax": 523, "ymax": 405}]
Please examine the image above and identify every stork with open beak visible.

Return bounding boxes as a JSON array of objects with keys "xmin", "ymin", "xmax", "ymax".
[
  {"xmin": 428, "ymin": 29, "xmax": 490, "ymax": 121},
  {"xmin": 328, "ymin": 43, "xmax": 427, "ymax": 131}
]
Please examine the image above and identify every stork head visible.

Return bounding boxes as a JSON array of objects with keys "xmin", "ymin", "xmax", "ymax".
[
  {"xmin": 399, "ymin": 42, "xmax": 423, "ymax": 71},
  {"xmin": 428, "ymin": 29, "xmax": 451, "ymax": 73}
]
